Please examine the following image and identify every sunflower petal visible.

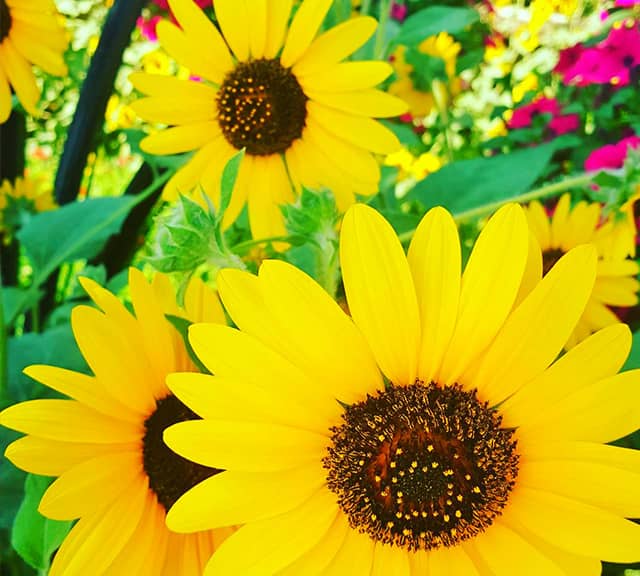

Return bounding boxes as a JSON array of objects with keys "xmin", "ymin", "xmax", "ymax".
[{"xmin": 280, "ymin": 0, "xmax": 332, "ymax": 68}]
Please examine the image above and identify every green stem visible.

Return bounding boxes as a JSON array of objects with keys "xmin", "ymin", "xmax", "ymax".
[
  {"xmin": 373, "ymin": 0, "xmax": 392, "ymax": 60},
  {"xmin": 0, "ymin": 270, "xmax": 7, "ymax": 405},
  {"xmin": 398, "ymin": 172, "xmax": 595, "ymax": 243}
]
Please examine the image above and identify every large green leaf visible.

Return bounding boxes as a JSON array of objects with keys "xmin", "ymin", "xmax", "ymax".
[
  {"xmin": 406, "ymin": 144, "xmax": 556, "ymax": 214},
  {"xmin": 394, "ymin": 6, "xmax": 479, "ymax": 46},
  {"xmin": 17, "ymin": 196, "xmax": 143, "ymax": 278},
  {"xmin": 11, "ymin": 475, "xmax": 72, "ymax": 571}
]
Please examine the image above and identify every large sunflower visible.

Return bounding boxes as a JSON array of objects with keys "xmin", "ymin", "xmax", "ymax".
[
  {"xmin": 525, "ymin": 193, "xmax": 640, "ymax": 347},
  {"xmin": 0, "ymin": 0, "xmax": 68, "ymax": 123},
  {"xmin": 0, "ymin": 270, "xmax": 234, "ymax": 575},
  {"xmin": 164, "ymin": 203, "xmax": 640, "ymax": 575},
  {"xmin": 130, "ymin": 0, "xmax": 406, "ymax": 240}
]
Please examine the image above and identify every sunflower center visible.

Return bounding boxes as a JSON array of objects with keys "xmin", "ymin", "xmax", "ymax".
[
  {"xmin": 542, "ymin": 248, "xmax": 565, "ymax": 275},
  {"xmin": 0, "ymin": 0, "xmax": 11, "ymax": 42},
  {"xmin": 216, "ymin": 58, "xmax": 307, "ymax": 156},
  {"xmin": 142, "ymin": 394, "xmax": 221, "ymax": 511},
  {"xmin": 324, "ymin": 382, "xmax": 519, "ymax": 551}
]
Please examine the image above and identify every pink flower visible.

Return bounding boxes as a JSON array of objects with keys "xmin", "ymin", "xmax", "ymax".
[
  {"xmin": 390, "ymin": 2, "xmax": 408, "ymax": 21},
  {"xmin": 554, "ymin": 45, "xmax": 585, "ymax": 76},
  {"xmin": 615, "ymin": 0, "xmax": 640, "ymax": 6},
  {"xmin": 548, "ymin": 114, "xmax": 580, "ymax": 135},
  {"xmin": 137, "ymin": 15, "xmax": 162, "ymax": 41},
  {"xmin": 507, "ymin": 98, "xmax": 561, "ymax": 129},
  {"xmin": 585, "ymin": 135, "xmax": 640, "ymax": 171}
]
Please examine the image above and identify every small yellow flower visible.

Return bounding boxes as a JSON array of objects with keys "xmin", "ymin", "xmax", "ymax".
[
  {"xmin": 0, "ymin": 176, "xmax": 57, "ymax": 235},
  {"xmin": 512, "ymin": 72, "xmax": 539, "ymax": 103},
  {"xmin": 0, "ymin": 0, "xmax": 68, "ymax": 122},
  {"xmin": 0, "ymin": 270, "xmax": 233, "ymax": 575},
  {"xmin": 525, "ymin": 194, "xmax": 640, "ymax": 347}
]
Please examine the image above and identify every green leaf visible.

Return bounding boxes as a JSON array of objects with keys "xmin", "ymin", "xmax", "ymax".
[
  {"xmin": 623, "ymin": 330, "xmax": 640, "ymax": 371},
  {"xmin": 394, "ymin": 6, "xmax": 479, "ymax": 46},
  {"xmin": 165, "ymin": 314, "xmax": 210, "ymax": 374},
  {"xmin": 11, "ymin": 475, "xmax": 72, "ymax": 571},
  {"xmin": 217, "ymin": 149, "xmax": 245, "ymax": 225},
  {"xmin": 407, "ymin": 144, "xmax": 555, "ymax": 214},
  {"xmin": 17, "ymin": 196, "xmax": 144, "ymax": 279},
  {"xmin": 2, "ymin": 287, "xmax": 42, "ymax": 326}
]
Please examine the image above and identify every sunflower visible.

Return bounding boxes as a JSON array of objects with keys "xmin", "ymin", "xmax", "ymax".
[
  {"xmin": 525, "ymin": 193, "xmax": 640, "ymax": 347},
  {"xmin": 0, "ymin": 0, "xmax": 68, "ymax": 123},
  {"xmin": 130, "ymin": 0, "xmax": 406, "ymax": 240},
  {"xmin": 164, "ymin": 202, "xmax": 640, "ymax": 575},
  {"xmin": 0, "ymin": 270, "xmax": 235, "ymax": 575}
]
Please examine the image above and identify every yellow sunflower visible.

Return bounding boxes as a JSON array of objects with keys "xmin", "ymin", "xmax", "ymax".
[
  {"xmin": 0, "ymin": 175, "xmax": 56, "ymax": 238},
  {"xmin": 525, "ymin": 194, "xmax": 640, "ymax": 348},
  {"xmin": 164, "ymin": 202, "xmax": 640, "ymax": 574},
  {"xmin": 0, "ymin": 270, "xmax": 235, "ymax": 575},
  {"xmin": 130, "ymin": 0, "xmax": 406, "ymax": 240},
  {"xmin": 0, "ymin": 0, "xmax": 68, "ymax": 123}
]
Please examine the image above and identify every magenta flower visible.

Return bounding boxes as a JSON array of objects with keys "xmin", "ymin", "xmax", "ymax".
[
  {"xmin": 137, "ymin": 15, "xmax": 162, "ymax": 41},
  {"xmin": 585, "ymin": 135, "xmax": 640, "ymax": 171},
  {"xmin": 507, "ymin": 98, "xmax": 561, "ymax": 129},
  {"xmin": 548, "ymin": 114, "xmax": 580, "ymax": 136},
  {"xmin": 615, "ymin": 0, "xmax": 640, "ymax": 7},
  {"xmin": 390, "ymin": 2, "xmax": 408, "ymax": 21}
]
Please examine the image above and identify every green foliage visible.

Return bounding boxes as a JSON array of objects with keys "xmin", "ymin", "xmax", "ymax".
[
  {"xmin": 394, "ymin": 6, "xmax": 479, "ymax": 45},
  {"xmin": 282, "ymin": 188, "xmax": 340, "ymax": 296},
  {"xmin": 407, "ymin": 144, "xmax": 555, "ymax": 215},
  {"xmin": 11, "ymin": 475, "xmax": 72, "ymax": 572},
  {"xmin": 217, "ymin": 149, "xmax": 245, "ymax": 228}
]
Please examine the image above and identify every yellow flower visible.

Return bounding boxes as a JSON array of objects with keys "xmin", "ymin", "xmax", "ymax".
[
  {"xmin": 525, "ymin": 194, "xmax": 640, "ymax": 347},
  {"xmin": 105, "ymin": 94, "xmax": 137, "ymax": 132},
  {"xmin": 388, "ymin": 32, "xmax": 461, "ymax": 117},
  {"xmin": 0, "ymin": 270, "xmax": 234, "ymax": 575},
  {"xmin": 512, "ymin": 72, "xmax": 538, "ymax": 103},
  {"xmin": 0, "ymin": 176, "xmax": 56, "ymax": 235},
  {"xmin": 130, "ymin": 0, "xmax": 405, "ymax": 240},
  {"xmin": 385, "ymin": 148, "xmax": 442, "ymax": 180},
  {"xmin": 0, "ymin": 0, "xmax": 68, "ymax": 123},
  {"xmin": 164, "ymin": 203, "xmax": 640, "ymax": 574}
]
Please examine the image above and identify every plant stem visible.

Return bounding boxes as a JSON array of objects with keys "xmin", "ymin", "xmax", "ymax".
[
  {"xmin": 373, "ymin": 0, "xmax": 393, "ymax": 60},
  {"xmin": 397, "ymin": 172, "xmax": 595, "ymax": 243},
  {"xmin": 0, "ymin": 270, "xmax": 7, "ymax": 405}
]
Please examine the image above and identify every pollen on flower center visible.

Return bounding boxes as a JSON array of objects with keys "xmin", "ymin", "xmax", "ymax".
[
  {"xmin": 216, "ymin": 58, "xmax": 308, "ymax": 156},
  {"xmin": 542, "ymin": 248, "xmax": 565, "ymax": 275},
  {"xmin": 143, "ymin": 394, "xmax": 221, "ymax": 512},
  {"xmin": 324, "ymin": 382, "xmax": 519, "ymax": 551},
  {"xmin": 0, "ymin": 0, "xmax": 12, "ymax": 42}
]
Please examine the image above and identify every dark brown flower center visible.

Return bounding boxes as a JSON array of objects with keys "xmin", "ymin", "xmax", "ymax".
[
  {"xmin": 216, "ymin": 58, "xmax": 307, "ymax": 156},
  {"xmin": 542, "ymin": 248, "xmax": 565, "ymax": 275},
  {"xmin": 142, "ymin": 394, "xmax": 221, "ymax": 511},
  {"xmin": 0, "ymin": 0, "xmax": 12, "ymax": 43},
  {"xmin": 324, "ymin": 382, "xmax": 519, "ymax": 551}
]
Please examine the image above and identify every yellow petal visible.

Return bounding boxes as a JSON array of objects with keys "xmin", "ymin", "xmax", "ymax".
[
  {"xmin": 518, "ymin": 369, "xmax": 640, "ymax": 443},
  {"xmin": 505, "ymin": 487, "xmax": 640, "ymax": 563},
  {"xmin": 164, "ymin": 419, "xmax": 327, "ymax": 471},
  {"xmin": 305, "ymin": 88, "xmax": 408, "ymax": 118},
  {"xmin": 258, "ymin": 259, "xmax": 382, "ymax": 404},
  {"xmin": 167, "ymin": 372, "xmax": 331, "ymax": 435},
  {"xmin": 247, "ymin": 0, "xmax": 268, "ymax": 58},
  {"xmin": 0, "ymin": 65, "xmax": 11, "ymax": 123},
  {"xmin": 471, "ymin": 245, "xmax": 597, "ymax": 405},
  {"xmin": 439, "ymin": 204, "xmax": 528, "ymax": 385},
  {"xmin": 131, "ymin": 96, "xmax": 215, "ymax": 126},
  {"xmin": 500, "ymin": 323, "xmax": 631, "ymax": 427},
  {"xmin": 48, "ymin": 478, "xmax": 148, "ymax": 576},
  {"xmin": 0, "ymin": 399, "xmax": 141, "ymax": 443},
  {"xmin": 323, "ymin": 526, "xmax": 375, "ymax": 575},
  {"xmin": 264, "ymin": 0, "xmax": 293, "ymax": 58},
  {"xmin": 167, "ymin": 0, "xmax": 233, "ymax": 77},
  {"xmin": 1, "ymin": 40, "xmax": 39, "ymax": 116},
  {"xmin": 4, "ymin": 436, "xmax": 136, "ymax": 477},
  {"xmin": 307, "ymin": 100, "xmax": 400, "ymax": 155},
  {"xmin": 340, "ymin": 204, "xmax": 420, "ymax": 386},
  {"xmin": 162, "ymin": 138, "xmax": 219, "ymax": 201},
  {"xmin": 71, "ymin": 305, "xmax": 159, "ymax": 413},
  {"xmin": 294, "ymin": 17, "xmax": 377, "ymax": 77},
  {"xmin": 166, "ymin": 464, "xmax": 324, "ymax": 532},
  {"xmin": 204, "ymin": 488, "xmax": 339, "ymax": 575},
  {"xmin": 156, "ymin": 20, "xmax": 228, "ymax": 84},
  {"xmin": 407, "ymin": 207, "xmax": 461, "ymax": 383},
  {"xmin": 23, "ymin": 364, "xmax": 138, "ymax": 423},
  {"xmin": 139, "ymin": 122, "xmax": 219, "ymax": 155},
  {"xmin": 280, "ymin": 0, "xmax": 332, "ymax": 68},
  {"xmin": 278, "ymin": 514, "xmax": 350, "ymax": 575},
  {"xmin": 182, "ymin": 276, "xmax": 226, "ymax": 324},
  {"xmin": 550, "ymin": 194, "xmax": 570, "ymax": 248},
  {"xmin": 525, "ymin": 200, "xmax": 551, "ymax": 249},
  {"xmin": 39, "ymin": 451, "xmax": 140, "ymax": 520},
  {"xmin": 592, "ymin": 276, "xmax": 640, "ymax": 307},
  {"xmin": 520, "ymin": 459, "xmax": 640, "ymax": 517},
  {"xmin": 425, "ymin": 546, "xmax": 482, "ymax": 575},
  {"xmin": 214, "ymin": 0, "xmax": 250, "ymax": 61},
  {"xmin": 513, "ymin": 230, "xmax": 542, "ymax": 306},
  {"xmin": 371, "ymin": 543, "xmax": 410, "ymax": 576},
  {"xmin": 11, "ymin": 25, "xmax": 67, "ymax": 75},
  {"xmin": 472, "ymin": 521, "xmax": 565, "ymax": 576},
  {"xmin": 302, "ymin": 61, "xmax": 393, "ymax": 93}
]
